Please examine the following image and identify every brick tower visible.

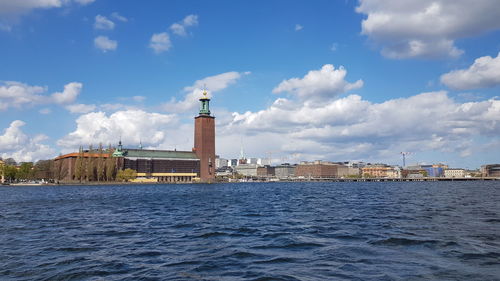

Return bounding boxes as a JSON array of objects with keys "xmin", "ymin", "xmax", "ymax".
[{"xmin": 194, "ymin": 90, "xmax": 215, "ymax": 182}]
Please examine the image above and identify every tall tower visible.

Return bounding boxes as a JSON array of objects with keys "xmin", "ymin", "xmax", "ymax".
[{"xmin": 194, "ymin": 90, "xmax": 215, "ymax": 182}]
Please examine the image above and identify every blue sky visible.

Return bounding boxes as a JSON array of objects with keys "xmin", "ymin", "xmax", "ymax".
[{"xmin": 0, "ymin": 0, "xmax": 499, "ymax": 169}]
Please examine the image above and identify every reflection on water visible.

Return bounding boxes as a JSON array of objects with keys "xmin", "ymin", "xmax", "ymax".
[{"xmin": 1, "ymin": 181, "xmax": 499, "ymax": 280}]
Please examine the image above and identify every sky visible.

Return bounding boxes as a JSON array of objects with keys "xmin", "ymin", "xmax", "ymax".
[{"xmin": 0, "ymin": 0, "xmax": 499, "ymax": 169}]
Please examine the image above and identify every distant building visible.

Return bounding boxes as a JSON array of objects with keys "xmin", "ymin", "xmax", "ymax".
[
  {"xmin": 216, "ymin": 166, "xmax": 233, "ymax": 177},
  {"xmin": 235, "ymin": 163, "xmax": 258, "ymax": 177},
  {"xmin": 345, "ymin": 161, "xmax": 368, "ymax": 169},
  {"xmin": 481, "ymin": 164, "xmax": 500, "ymax": 177},
  {"xmin": 215, "ymin": 156, "xmax": 228, "ymax": 169},
  {"xmin": 296, "ymin": 160, "xmax": 348, "ymax": 178},
  {"xmin": 229, "ymin": 159, "xmax": 238, "ymax": 167},
  {"xmin": 444, "ymin": 169, "xmax": 465, "ymax": 178},
  {"xmin": 275, "ymin": 164, "xmax": 296, "ymax": 179},
  {"xmin": 257, "ymin": 166, "xmax": 275, "ymax": 177},
  {"xmin": 362, "ymin": 165, "xmax": 400, "ymax": 178},
  {"xmin": 421, "ymin": 164, "xmax": 448, "ymax": 177},
  {"xmin": 247, "ymin": 158, "xmax": 258, "ymax": 165}
]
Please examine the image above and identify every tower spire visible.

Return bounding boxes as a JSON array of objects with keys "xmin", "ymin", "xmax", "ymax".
[{"xmin": 198, "ymin": 88, "xmax": 211, "ymax": 115}]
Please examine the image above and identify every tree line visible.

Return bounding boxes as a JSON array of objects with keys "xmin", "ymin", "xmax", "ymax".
[
  {"xmin": 1, "ymin": 144, "xmax": 138, "ymax": 183},
  {"xmin": 72, "ymin": 144, "xmax": 117, "ymax": 182},
  {"xmin": 1, "ymin": 160, "xmax": 54, "ymax": 182}
]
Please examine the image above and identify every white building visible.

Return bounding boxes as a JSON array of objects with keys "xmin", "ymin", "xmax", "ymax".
[
  {"xmin": 235, "ymin": 164, "xmax": 258, "ymax": 177},
  {"xmin": 444, "ymin": 169, "xmax": 465, "ymax": 178},
  {"xmin": 215, "ymin": 157, "xmax": 228, "ymax": 169}
]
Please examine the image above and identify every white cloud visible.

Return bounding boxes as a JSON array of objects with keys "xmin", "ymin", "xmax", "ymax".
[
  {"xmin": 0, "ymin": 0, "xmax": 94, "ymax": 15},
  {"xmin": 57, "ymin": 110, "xmax": 178, "ymax": 150},
  {"xmin": 0, "ymin": 0, "xmax": 95, "ymax": 31},
  {"xmin": 0, "ymin": 81, "xmax": 46, "ymax": 109},
  {"xmin": 330, "ymin": 43, "xmax": 338, "ymax": 52},
  {"xmin": 0, "ymin": 0, "xmax": 63, "ymax": 15},
  {"xmin": 295, "ymin": 24, "xmax": 303, "ymax": 31},
  {"xmin": 163, "ymin": 71, "xmax": 249, "ymax": 113},
  {"xmin": 220, "ymin": 90, "xmax": 500, "ymax": 163},
  {"xmin": 0, "ymin": 120, "xmax": 55, "ymax": 162},
  {"xmin": 170, "ymin": 14, "xmax": 198, "ymax": 36},
  {"xmin": 94, "ymin": 14, "xmax": 114, "ymax": 30},
  {"xmin": 356, "ymin": 0, "xmax": 500, "ymax": 59},
  {"xmin": 0, "ymin": 81, "xmax": 84, "ymax": 110},
  {"xmin": 111, "ymin": 12, "xmax": 127, "ymax": 22},
  {"xmin": 149, "ymin": 32, "xmax": 171, "ymax": 54},
  {"xmin": 65, "ymin": 103, "xmax": 96, "ymax": 114},
  {"xmin": 441, "ymin": 51, "xmax": 500, "ymax": 90},
  {"xmin": 51, "ymin": 82, "xmax": 82, "ymax": 104},
  {"xmin": 272, "ymin": 64, "xmax": 363, "ymax": 103},
  {"xmin": 94, "ymin": 35, "xmax": 117, "ymax": 52}
]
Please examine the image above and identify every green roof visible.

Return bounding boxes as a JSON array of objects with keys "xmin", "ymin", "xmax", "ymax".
[{"xmin": 122, "ymin": 149, "xmax": 199, "ymax": 160}]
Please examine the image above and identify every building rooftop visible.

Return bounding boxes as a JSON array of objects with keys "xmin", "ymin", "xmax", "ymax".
[{"xmin": 123, "ymin": 149, "xmax": 199, "ymax": 160}]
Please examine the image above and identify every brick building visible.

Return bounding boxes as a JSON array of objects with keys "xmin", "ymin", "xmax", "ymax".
[
  {"xmin": 257, "ymin": 165, "xmax": 275, "ymax": 177},
  {"xmin": 295, "ymin": 161, "xmax": 348, "ymax": 178},
  {"xmin": 53, "ymin": 91, "xmax": 215, "ymax": 183},
  {"xmin": 481, "ymin": 164, "xmax": 500, "ymax": 177}
]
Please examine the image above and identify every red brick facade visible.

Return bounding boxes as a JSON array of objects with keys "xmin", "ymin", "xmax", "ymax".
[
  {"xmin": 194, "ymin": 115, "xmax": 215, "ymax": 182},
  {"xmin": 295, "ymin": 163, "xmax": 345, "ymax": 178}
]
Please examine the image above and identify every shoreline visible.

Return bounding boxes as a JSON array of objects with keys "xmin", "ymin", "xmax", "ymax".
[{"xmin": 2, "ymin": 176, "xmax": 499, "ymax": 187}]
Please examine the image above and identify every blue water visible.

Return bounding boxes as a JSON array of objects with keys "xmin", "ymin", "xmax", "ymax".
[{"xmin": 1, "ymin": 182, "xmax": 499, "ymax": 280}]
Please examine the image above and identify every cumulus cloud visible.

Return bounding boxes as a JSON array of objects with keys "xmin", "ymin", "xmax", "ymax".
[
  {"xmin": 149, "ymin": 32, "xmax": 171, "ymax": 54},
  {"xmin": 163, "ymin": 71, "xmax": 250, "ymax": 113},
  {"xmin": 51, "ymin": 82, "xmax": 82, "ymax": 104},
  {"xmin": 94, "ymin": 35, "xmax": 117, "ymax": 52},
  {"xmin": 94, "ymin": 14, "xmax": 114, "ymax": 30},
  {"xmin": 0, "ymin": 0, "xmax": 95, "ymax": 30},
  {"xmin": 356, "ymin": 0, "xmax": 500, "ymax": 59},
  {"xmin": 272, "ymin": 64, "xmax": 363, "ymax": 103},
  {"xmin": 0, "ymin": 120, "xmax": 55, "ymax": 162},
  {"xmin": 57, "ymin": 110, "xmax": 179, "ymax": 150},
  {"xmin": 220, "ymin": 90, "xmax": 500, "ymax": 163},
  {"xmin": 0, "ymin": 81, "xmax": 82, "ymax": 110},
  {"xmin": 441, "ymin": 51, "xmax": 500, "ymax": 90},
  {"xmin": 170, "ymin": 14, "xmax": 198, "ymax": 36},
  {"xmin": 0, "ymin": 0, "xmax": 95, "ymax": 13},
  {"xmin": 0, "ymin": 81, "xmax": 46, "ymax": 109}
]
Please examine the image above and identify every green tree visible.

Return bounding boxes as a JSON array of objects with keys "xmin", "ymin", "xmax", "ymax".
[
  {"xmin": 4, "ymin": 165, "xmax": 18, "ymax": 181},
  {"xmin": 106, "ymin": 144, "xmax": 115, "ymax": 181},
  {"xmin": 86, "ymin": 144, "xmax": 94, "ymax": 181},
  {"xmin": 75, "ymin": 146, "xmax": 83, "ymax": 182},
  {"xmin": 17, "ymin": 162, "xmax": 34, "ymax": 180},
  {"xmin": 97, "ymin": 143, "xmax": 104, "ymax": 181},
  {"xmin": 116, "ymin": 168, "xmax": 137, "ymax": 182}
]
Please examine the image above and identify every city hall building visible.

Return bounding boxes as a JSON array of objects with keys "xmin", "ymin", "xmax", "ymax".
[{"xmin": 54, "ymin": 91, "xmax": 216, "ymax": 183}]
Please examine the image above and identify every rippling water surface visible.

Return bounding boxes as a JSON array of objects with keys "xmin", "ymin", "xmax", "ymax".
[{"xmin": 1, "ymin": 182, "xmax": 499, "ymax": 280}]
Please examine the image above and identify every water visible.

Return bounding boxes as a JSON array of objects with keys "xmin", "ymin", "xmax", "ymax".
[{"xmin": 1, "ymin": 181, "xmax": 499, "ymax": 281}]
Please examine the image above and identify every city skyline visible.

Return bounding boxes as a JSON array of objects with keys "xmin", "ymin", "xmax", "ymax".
[{"xmin": 1, "ymin": 0, "xmax": 500, "ymax": 169}]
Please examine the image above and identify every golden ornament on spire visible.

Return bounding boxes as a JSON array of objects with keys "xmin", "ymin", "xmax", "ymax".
[{"xmin": 200, "ymin": 88, "xmax": 209, "ymax": 100}]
